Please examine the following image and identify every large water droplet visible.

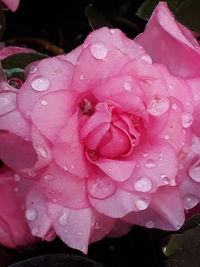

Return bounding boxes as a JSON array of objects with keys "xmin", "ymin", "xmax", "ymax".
[
  {"xmin": 147, "ymin": 96, "xmax": 170, "ymax": 116},
  {"xmin": 90, "ymin": 42, "xmax": 108, "ymax": 59},
  {"xmin": 181, "ymin": 111, "xmax": 193, "ymax": 128},
  {"xmin": 58, "ymin": 211, "xmax": 69, "ymax": 226},
  {"xmin": 25, "ymin": 208, "xmax": 37, "ymax": 221},
  {"xmin": 14, "ymin": 174, "xmax": 21, "ymax": 182},
  {"xmin": 145, "ymin": 220, "xmax": 155, "ymax": 228},
  {"xmin": 36, "ymin": 146, "xmax": 48, "ymax": 158},
  {"xmin": 134, "ymin": 177, "xmax": 152, "ymax": 192},
  {"xmin": 184, "ymin": 195, "xmax": 199, "ymax": 210},
  {"xmin": 188, "ymin": 159, "xmax": 200, "ymax": 182},
  {"xmin": 135, "ymin": 198, "xmax": 149, "ymax": 210},
  {"xmin": 123, "ymin": 81, "xmax": 132, "ymax": 91},
  {"xmin": 31, "ymin": 77, "xmax": 49, "ymax": 92},
  {"xmin": 145, "ymin": 159, "xmax": 156, "ymax": 168}
]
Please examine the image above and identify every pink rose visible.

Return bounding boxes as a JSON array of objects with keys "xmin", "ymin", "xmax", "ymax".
[
  {"xmin": 0, "ymin": 6, "xmax": 198, "ymax": 252},
  {"xmin": 2, "ymin": 0, "xmax": 20, "ymax": 11}
]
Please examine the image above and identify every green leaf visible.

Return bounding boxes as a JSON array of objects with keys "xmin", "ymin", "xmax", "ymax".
[
  {"xmin": 1, "ymin": 52, "xmax": 48, "ymax": 70},
  {"xmin": 167, "ymin": 0, "xmax": 200, "ymax": 34},
  {"xmin": 164, "ymin": 214, "xmax": 200, "ymax": 267},
  {"xmin": 136, "ymin": 0, "xmax": 161, "ymax": 20},
  {"xmin": 1, "ymin": 52, "xmax": 48, "ymax": 83},
  {"xmin": 9, "ymin": 254, "xmax": 105, "ymax": 267},
  {"xmin": 85, "ymin": 4, "xmax": 113, "ymax": 30}
]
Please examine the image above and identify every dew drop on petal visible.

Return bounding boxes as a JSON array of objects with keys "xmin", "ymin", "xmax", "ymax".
[
  {"xmin": 14, "ymin": 174, "xmax": 21, "ymax": 182},
  {"xmin": 164, "ymin": 134, "xmax": 169, "ymax": 140},
  {"xmin": 43, "ymin": 174, "xmax": 53, "ymax": 181},
  {"xmin": 181, "ymin": 111, "xmax": 193, "ymax": 128},
  {"xmin": 31, "ymin": 77, "xmax": 49, "ymax": 92},
  {"xmin": 58, "ymin": 211, "xmax": 68, "ymax": 226},
  {"xmin": 80, "ymin": 74, "xmax": 85, "ymax": 80},
  {"xmin": 25, "ymin": 208, "xmax": 37, "ymax": 221},
  {"xmin": 90, "ymin": 42, "xmax": 108, "ymax": 59},
  {"xmin": 123, "ymin": 81, "xmax": 132, "ymax": 91},
  {"xmin": 188, "ymin": 159, "xmax": 200, "ymax": 182},
  {"xmin": 147, "ymin": 96, "xmax": 170, "ymax": 116},
  {"xmin": 36, "ymin": 146, "xmax": 48, "ymax": 159},
  {"xmin": 40, "ymin": 99, "xmax": 48, "ymax": 106},
  {"xmin": 135, "ymin": 198, "xmax": 149, "ymax": 210},
  {"xmin": 31, "ymin": 227, "xmax": 39, "ymax": 235},
  {"xmin": 145, "ymin": 220, "xmax": 155, "ymax": 228},
  {"xmin": 145, "ymin": 159, "xmax": 156, "ymax": 169},
  {"xmin": 184, "ymin": 195, "xmax": 199, "ymax": 210},
  {"xmin": 134, "ymin": 177, "xmax": 152, "ymax": 192}
]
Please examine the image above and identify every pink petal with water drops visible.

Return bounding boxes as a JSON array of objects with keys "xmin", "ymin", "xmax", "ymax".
[
  {"xmin": 121, "ymin": 141, "xmax": 178, "ymax": 193},
  {"xmin": 84, "ymin": 27, "xmax": 148, "ymax": 60},
  {"xmin": 31, "ymin": 90, "xmax": 77, "ymax": 142},
  {"xmin": 53, "ymin": 112, "xmax": 88, "ymax": 178},
  {"xmin": 159, "ymin": 97, "xmax": 187, "ymax": 153},
  {"xmin": 40, "ymin": 162, "xmax": 89, "ymax": 209},
  {"xmin": 136, "ymin": 2, "xmax": 200, "ymax": 78},
  {"xmin": 89, "ymin": 188, "xmax": 151, "ymax": 218},
  {"xmin": 0, "ymin": 108, "xmax": 31, "ymax": 140},
  {"xmin": 124, "ymin": 187, "xmax": 185, "ymax": 231},
  {"xmin": 18, "ymin": 57, "xmax": 74, "ymax": 119},
  {"xmin": 89, "ymin": 212, "xmax": 115, "ymax": 243},
  {"xmin": 92, "ymin": 156, "xmax": 136, "ymax": 182},
  {"xmin": 31, "ymin": 127, "xmax": 52, "ymax": 170},
  {"xmin": 0, "ymin": 169, "xmax": 36, "ymax": 248},
  {"xmin": 25, "ymin": 185, "xmax": 52, "ymax": 239},
  {"xmin": 0, "ymin": 132, "xmax": 37, "ymax": 172},
  {"xmin": 70, "ymin": 44, "xmax": 130, "ymax": 93},
  {"xmin": 87, "ymin": 168, "xmax": 117, "ymax": 200},
  {"xmin": 47, "ymin": 203, "xmax": 93, "ymax": 253}
]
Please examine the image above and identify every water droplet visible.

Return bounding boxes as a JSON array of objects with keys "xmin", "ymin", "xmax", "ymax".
[
  {"xmin": 186, "ymin": 101, "xmax": 190, "ymax": 106},
  {"xmin": 181, "ymin": 111, "xmax": 193, "ymax": 128},
  {"xmin": 58, "ymin": 211, "xmax": 68, "ymax": 226},
  {"xmin": 143, "ymin": 153, "xmax": 148, "ymax": 158},
  {"xmin": 40, "ymin": 99, "xmax": 48, "ymax": 106},
  {"xmin": 63, "ymin": 166, "xmax": 68, "ymax": 171},
  {"xmin": 145, "ymin": 159, "xmax": 156, "ymax": 168},
  {"xmin": 162, "ymin": 176, "xmax": 170, "ymax": 185},
  {"xmin": 25, "ymin": 208, "xmax": 37, "ymax": 221},
  {"xmin": 71, "ymin": 164, "xmax": 75, "ymax": 169},
  {"xmin": 31, "ymin": 77, "xmax": 49, "ymax": 92},
  {"xmin": 29, "ymin": 65, "xmax": 38, "ymax": 74},
  {"xmin": 135, "ymin": 198, "xmax": 149, "ymax": 210},
  {"xmin": 90, "ymin": 42, "xmax": 108, "ymax": 59},
  {"xmin": 123, "ymin": 81, "xmax": 132, "ymax": 91},
  {"xmin": 31, "ymin": 227, "xmax": 39, "ymax": 235},
  {"xmin": 36, "ymin": 146, "xmax": 48, "ymax": 158},
  {"xmin": 80, "ymin": 74, "xmax": 85, "ymax": 80},
  {"xmin": 145, "ymin": 220, "xmax": 155, "ymax": 228},
  {"xmin": 14, "ymin": 174, "xmax": 21, "ymax": 182},
  {"xmin": 14, "ymin": 187, "xmax": 19, "ymax": 192},
  {"xmin": 147, "ymin": 96, "xmax": 170, "ymax": 116},
  {"xmin": 43, "ymin": 174, "xmax": 53, "ymax": 181},
  {"xmin": 184, "ymin": 195, "xmax": 199, "ymax": 209},
  {"xmin": 109, "ymin": 29, "xmax": 115, "ymax": 34},
  {"xmin": 140, "ymin": 55, "xmax": 152, "ymax": 63},
  {"xmin": 164, "ymin": 134, "xmax": 169, "ymax": 140},
  {"xmin": 188, "ymin": 159, "xmax": 200, "ymax": 182},
  {"xmin": 172, "ymin": 103, "xmax": 177, "ymax": 110},
  {"xmin": 134, "ymin": 177, "xmax": 152, "ymax": 192}
]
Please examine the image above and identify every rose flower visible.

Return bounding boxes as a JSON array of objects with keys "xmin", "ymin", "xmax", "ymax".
[{"xmin": 0, "ymin": 2, "xmax": 199, "ymax": 253}]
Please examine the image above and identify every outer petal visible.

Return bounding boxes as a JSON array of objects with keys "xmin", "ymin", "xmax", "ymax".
[
  {"xmin": 18, "ymin": 57, "xmax": 74, "ymax": 119},
  {"xmin": 89, "ymin": 188, "xmax": 151, "ymax": 218},
  {"xmin": 47, "ymin": 203, "xmax": 93, "ymax": 253},
  {"xmin": 136, "ymin": 2, "xmax": 200, "ymax": 78},
  {"xmin": 40, "ymin": 162, "xmax": 89, "ymax": 209},
  {"xmin": 124, "ymin": 187, "xmax": 185, "ymax": 231}
]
